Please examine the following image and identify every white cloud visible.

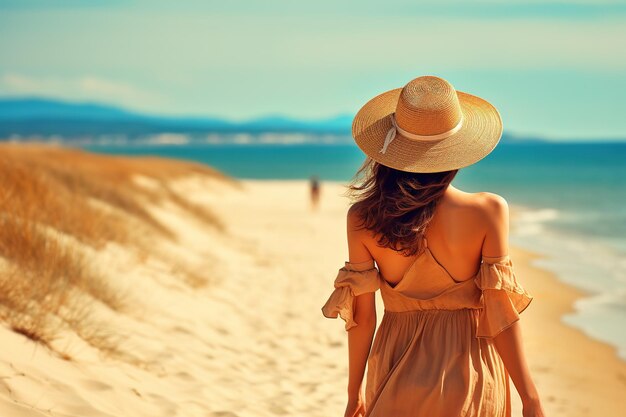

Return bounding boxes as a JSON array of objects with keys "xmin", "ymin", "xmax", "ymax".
[{"xmin": 0, "ymin": 73, "xmax": 164, "ymax": 109}]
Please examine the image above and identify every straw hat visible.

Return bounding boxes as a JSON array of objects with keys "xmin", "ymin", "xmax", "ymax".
[{"xmin": 352, "ymin": 75, "xmax": 503, "ymax": 173}]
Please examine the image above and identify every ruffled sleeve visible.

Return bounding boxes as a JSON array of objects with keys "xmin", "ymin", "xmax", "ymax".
[
  {"xmin": 321, "ymin": 259, "xmax": 380, "ymax": 331},
  {"xmin": 474, "ymin": 254, "xmax": 534, "ymax": 339}
]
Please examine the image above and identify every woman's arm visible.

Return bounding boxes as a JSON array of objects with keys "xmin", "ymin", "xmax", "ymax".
[
  {"xmin": 493, "ymin": 323, "xmax": 543, "ymax": 413},
  {"xmin": 345, "ymin": 208, "xmax": 377, "ymax": 406},
  {"xmin": 481, "ymin": 194, "xmax": 545, "ymax": 415},
  {"xmin": 347, "ymin": 293, "xmax": 376, "ymax": 399}
]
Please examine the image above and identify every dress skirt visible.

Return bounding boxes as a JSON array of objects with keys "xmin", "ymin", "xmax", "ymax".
[{"xmin": 321, "ymin": 251, "xmax": 533, "ymax": 417}]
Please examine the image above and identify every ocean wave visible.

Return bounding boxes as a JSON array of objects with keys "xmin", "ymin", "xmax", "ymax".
[
  {"xmin": 511, "ymin": 206, "xmax": 561, "ymax": 236},
  {"xmin": 511, "ymin": 216, "xmax": 626, "ymax": 363}
]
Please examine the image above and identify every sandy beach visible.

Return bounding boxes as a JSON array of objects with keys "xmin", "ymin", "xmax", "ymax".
[{"xmin": 1, "ymin": 155, "xmax": 625, "ymax": 416}]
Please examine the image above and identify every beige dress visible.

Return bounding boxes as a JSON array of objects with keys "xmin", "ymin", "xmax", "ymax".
[{"xmin": 321, "ymin": 237, "xmax": 534, "ymax": 417}]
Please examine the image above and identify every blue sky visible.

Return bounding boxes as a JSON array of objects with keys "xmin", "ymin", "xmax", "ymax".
[{"xmin": 1, "ymin": 0, "xmax": 625, "ymax": 140}]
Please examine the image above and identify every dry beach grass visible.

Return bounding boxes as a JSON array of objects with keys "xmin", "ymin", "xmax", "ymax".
[{"xmin": 0, "ymin": 143, "xmax": 227, "ymax": 357}]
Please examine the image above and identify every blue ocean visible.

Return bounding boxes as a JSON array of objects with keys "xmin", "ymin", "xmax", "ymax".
[{"xmin": 82, "ymin": 138, "xmax": 626, "ymax": 360}]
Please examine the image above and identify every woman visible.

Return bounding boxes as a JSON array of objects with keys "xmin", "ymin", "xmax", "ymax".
[{"xmin": 322, "ymin": 76, "xmax": 546, "ymax": 417}]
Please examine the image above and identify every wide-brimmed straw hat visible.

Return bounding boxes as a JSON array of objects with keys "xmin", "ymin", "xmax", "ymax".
[{"xmin": 352, "ymin": 75, "xmax": 503, "ymax": 173}]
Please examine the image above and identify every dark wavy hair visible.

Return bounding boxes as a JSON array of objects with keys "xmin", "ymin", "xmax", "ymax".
[{"xmin": 346, "ymin": 158, "xmax": 459, "ymax": 257}]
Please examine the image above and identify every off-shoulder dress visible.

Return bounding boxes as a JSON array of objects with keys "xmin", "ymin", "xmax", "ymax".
[{"xmin": 321, "ymin": 237, "xmax": 533, "ymax": 417}]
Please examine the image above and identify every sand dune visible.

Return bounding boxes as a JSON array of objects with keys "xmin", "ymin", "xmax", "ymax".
[{"xmin": 1, "ymin": 146, "xmax": 625, "ymax": 416}]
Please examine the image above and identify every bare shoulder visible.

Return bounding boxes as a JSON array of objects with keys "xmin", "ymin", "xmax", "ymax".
[
  {"xmin": 472, "ymin": 192, "xmax": 510, "ymax": 256},
  {"xmin": 346, "ymin": 204, "xmax": 373, "ymax": 261},
  {"xmin": 474, "ymin": 192, "xmax": 509, "ymax": 219},
  {"xmin": 347, "ymin": 203, "xmax": 373, "ymax": 233},
  {"xmin": 347, "ymin": 204, "xmax": 363, "ymax": 230},
  {"xmin": 449, "ymin": 190, "xmax": 508, "ymax": 223}
]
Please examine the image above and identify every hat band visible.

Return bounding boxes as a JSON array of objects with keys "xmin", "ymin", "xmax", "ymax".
[{"xmin": 380, "ymin": 113, "xmax": 464, "ymax": 154}]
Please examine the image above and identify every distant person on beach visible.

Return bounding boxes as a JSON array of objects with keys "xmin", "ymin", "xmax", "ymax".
[
  {"xmin": 310, "ymin": 175, "xmax": 320, "ymax": 210},
  {"xmin": 321, "ymin": 76, "xmax": 545, "ymax": 417}
]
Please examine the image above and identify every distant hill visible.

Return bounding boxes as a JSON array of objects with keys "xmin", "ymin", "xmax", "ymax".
[
  {"xmin": 0, "ymin": 98, "xmax": 140, "ymax": 121},
  {"xmin": 0, "ymin": 97, "xmax": 548, "ymax": 143},
  {"xmin": 0, "ymin": 97, "xmax": 357, "ymax": 138}
]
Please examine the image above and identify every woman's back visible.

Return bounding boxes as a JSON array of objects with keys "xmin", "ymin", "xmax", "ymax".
[{"xmin": 351, "ymin": 185, "xmax": 510, "ymax": 287}]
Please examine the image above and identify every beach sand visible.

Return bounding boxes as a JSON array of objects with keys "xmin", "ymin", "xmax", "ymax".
[{"xmin": 1, "ymin": 176, "xmax": 625, "ymax": 416}]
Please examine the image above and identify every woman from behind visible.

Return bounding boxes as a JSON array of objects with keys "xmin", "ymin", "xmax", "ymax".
[{"xmin": 322, "ymin": 75, "xmax": 546, "ymax": 417}]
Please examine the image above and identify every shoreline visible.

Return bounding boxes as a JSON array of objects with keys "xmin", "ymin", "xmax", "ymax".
[{"xmin": 507, "ymin": 242, "xmax": 626, "ymax": 415}]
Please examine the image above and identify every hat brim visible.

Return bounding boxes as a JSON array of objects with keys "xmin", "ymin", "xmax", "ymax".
[{"xmin": 352, "ymin": 88, "xmax": 503, "ymax": 173}]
